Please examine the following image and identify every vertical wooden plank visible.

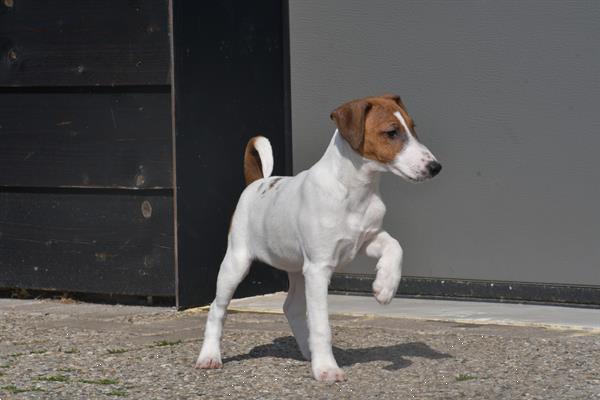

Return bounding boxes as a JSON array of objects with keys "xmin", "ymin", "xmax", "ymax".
[{"xmin": 172, "ymin": 0, "xmax": 291, "ymax": 308}]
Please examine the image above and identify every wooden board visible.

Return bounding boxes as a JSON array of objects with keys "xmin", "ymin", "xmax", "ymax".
[
  {"xmin": 0, "ymin": 191, "xmax": 175, "ymax": 296},
  {"xmin": 172, "ymin": 0, "xmax": 291, "ymax": 308},
  {"xmin": 0, "ymin": 0, "xmax": 170, "ymax": 86},
  {"xmin": 0, "ymin": 92, "xmax": 172, "ymax": 189}
]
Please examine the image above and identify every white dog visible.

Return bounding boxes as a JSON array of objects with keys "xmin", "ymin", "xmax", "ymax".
[{"xmin": 195, "ymin": 94, "xmax": 441, "ymax": 382}]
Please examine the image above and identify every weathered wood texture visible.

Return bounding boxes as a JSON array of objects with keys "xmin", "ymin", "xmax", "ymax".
[
  {"xmin": 0, "ymin": 191, "xmax": 175, "ymax": 296},
  {"xmin": 0, "ymin": 92, "xmax": 172, "ymax": 188},
  {"xmin": 0, "ymin": 0, "xmax": 170, "ymax": 86}
]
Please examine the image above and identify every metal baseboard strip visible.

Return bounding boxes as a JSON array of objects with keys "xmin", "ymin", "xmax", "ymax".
[{"xmin": 330, "ymin": 273, "xmax": 600, "ymax": 307}]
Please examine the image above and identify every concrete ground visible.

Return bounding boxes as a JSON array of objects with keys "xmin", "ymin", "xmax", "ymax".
[{"xmin": 0, "ymin": 295, "xmax": 599, "ymax": 399}]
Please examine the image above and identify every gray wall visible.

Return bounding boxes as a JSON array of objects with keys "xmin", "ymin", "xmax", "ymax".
[{"xmin": 289, "ymin": 1, "xmax": 600, "ymax": 285}]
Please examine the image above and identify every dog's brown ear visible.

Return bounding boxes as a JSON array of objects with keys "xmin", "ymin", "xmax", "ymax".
[
  {"xmin": 330, "ymin": 99, "xmax": 372, "ymax": 150},
  {"xmin": 381, "ymin": 93, "xmax": 404, "ymax": 108}
]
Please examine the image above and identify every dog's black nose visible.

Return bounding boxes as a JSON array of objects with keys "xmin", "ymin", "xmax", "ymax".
[{"xmin": 426, "ymin": 161, "xmax": 442, "ymax": 177}]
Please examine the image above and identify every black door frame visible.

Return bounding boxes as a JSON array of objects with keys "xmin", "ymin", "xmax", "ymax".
[{"xmin": 171, "ymin": 0, "xmax": 291, "ymax": 309}]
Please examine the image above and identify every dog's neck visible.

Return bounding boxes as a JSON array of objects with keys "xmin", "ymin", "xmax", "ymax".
[{"xmin": 313, "ymin": 130, "xmax": 384, "ymax": 198}]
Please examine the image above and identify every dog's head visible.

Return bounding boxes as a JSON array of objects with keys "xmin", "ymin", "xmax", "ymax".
[{"xmin": 330, "ymin": 94, "xmax": 441, "ymax": 182}]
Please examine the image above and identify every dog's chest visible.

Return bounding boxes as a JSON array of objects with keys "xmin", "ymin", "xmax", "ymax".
[
  {"xmin": 345, "ymin": 198, "xmax": 385, "ymax": 236},
  {"xmin": 320, "ymin": 195, "xmax": 386, "ymax": 265}
]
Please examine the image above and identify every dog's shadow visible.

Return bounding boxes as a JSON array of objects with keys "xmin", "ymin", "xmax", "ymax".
[{"xmin": 224, "ymin": 336, "xmax": 451, "ymax": 371}]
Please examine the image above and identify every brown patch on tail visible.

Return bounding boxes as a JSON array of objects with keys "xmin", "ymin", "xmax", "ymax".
[{"xmin": 244, "ymin": 137, "xmax": 263, "ymax": 185}]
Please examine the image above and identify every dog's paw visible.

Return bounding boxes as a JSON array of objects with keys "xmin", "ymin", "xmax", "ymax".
[
  {"xmin": 313, "ymin": 366, "xmax": 346, "ymax": 382},
  {"xmin": 195, "ymin": 341, "xmax": 223, "ymax": 369},
  {"xmin": 195, "ymin": 356, "xmax": 223, "ymax": 369},
  {"xmin": 372, "ymin": 276, "xmax": 398, "ymax": 305},
  {"xmin": 195, "ymin": 346, "xmax": 223, "ymax": 369}
]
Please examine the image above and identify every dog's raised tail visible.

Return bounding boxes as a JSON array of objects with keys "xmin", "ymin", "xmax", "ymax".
[{"xmin": 244, "ymin": 136, "xmax": 273, "ymax": 185}]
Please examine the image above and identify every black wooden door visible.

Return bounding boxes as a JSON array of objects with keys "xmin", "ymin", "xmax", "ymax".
[{"xmin": 0, "ymin": 0, "xmax": 290, "ymax": 307}]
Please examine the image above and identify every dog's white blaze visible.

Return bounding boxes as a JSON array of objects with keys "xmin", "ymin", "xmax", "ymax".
[
  {"xmin": 391, "ymin": 111, "xmax": 435, "ymax": 181},
  {"xmin": 393, "ymin": 111, "xmax": 412, "ymax": 137}
]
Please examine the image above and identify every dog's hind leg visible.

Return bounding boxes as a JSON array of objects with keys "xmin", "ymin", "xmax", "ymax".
[
  {"xmin": 195, "ymin": 246, "xmax": 252, "ymax": 369},
  {"xmin": 283, "ymin": 271, "xmax": 311, "ymax": 360}
]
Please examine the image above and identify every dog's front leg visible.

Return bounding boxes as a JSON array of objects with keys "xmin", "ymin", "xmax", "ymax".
[
  {"xmin": 363, "ymin": 231, "xmax": 403, "ymax": 304},
  {"xmin": 304, "ymin": 264, "xmax": 345, "ymax": 382}
]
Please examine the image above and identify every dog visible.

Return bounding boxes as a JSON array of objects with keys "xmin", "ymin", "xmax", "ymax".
[{"xmin": 195, "ymin": 94, "xmax": 441, "ymax": 382}]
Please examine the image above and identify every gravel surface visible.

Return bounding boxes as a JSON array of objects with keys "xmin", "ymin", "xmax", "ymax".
[{"xmin": 0, "ymin": 299, "xmax": 599, "ymax": 399}]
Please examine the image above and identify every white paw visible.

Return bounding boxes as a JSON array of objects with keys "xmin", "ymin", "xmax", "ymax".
[
  {"xmin": 312, "ymin": 364, "xmax": 346, "ymax": 382},
  {"xmin": 195, "ymin": 355, "xmax": 223, "ymax": 369},
  {"xmin": 195, "ymin": 345, "xmax": 222, "ymax": 369},
  {"xmin": 372, "ymin": 274, "xmax": 398, "ymax": 305}
]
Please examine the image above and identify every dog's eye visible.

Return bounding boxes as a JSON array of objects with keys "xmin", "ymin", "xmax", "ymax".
[{"xmin": 385, "ymin": 129, "xmax": 399, "ymax": 138}]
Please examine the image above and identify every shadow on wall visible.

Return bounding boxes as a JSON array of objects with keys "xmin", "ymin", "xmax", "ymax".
[{"xmin": 223, "ymin": 336, "xmax": 452, "ymax": 370}]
